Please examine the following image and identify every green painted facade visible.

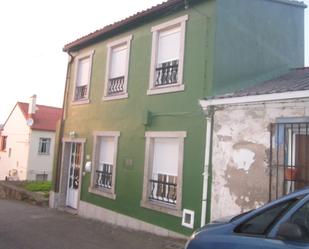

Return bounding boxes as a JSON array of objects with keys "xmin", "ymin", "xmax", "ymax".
[{"xmin": 54, "ymin": 0, "xmax": 305, "ymax": 235}]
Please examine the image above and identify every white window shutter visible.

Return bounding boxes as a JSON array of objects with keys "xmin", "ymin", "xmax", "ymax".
[
  {"xmin": 76, "ymin": 57, "xmax": 90, "ymax": 86},
  {"xmin": 152, "ymin": 138, "xmax": 179, "ymax": 177},
  {"xmin": 110, "ymin": 44, "xmax": 127, "ymax": 79},
  {"xmin": 157, "ymin": 26, "xmax": 181, "ymax": 64},
  {"xmin": 99, "ymin": 137, "xmax": 115, "ymax": 165}
]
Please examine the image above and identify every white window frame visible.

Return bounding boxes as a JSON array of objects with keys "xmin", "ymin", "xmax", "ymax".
[
  {"xmin": 141, "ymin": 131, "xmax": 186, "ymax": 217},
  {"xmin": 148, "ymin": 15, "xmax": 188, "ymax": 96},
  {"xmin": 103, "ymin": 35, "xmax": 132, "ymax": 101},
  {"xmin": 89, "ymin": 131, "xmax": 120, "ymax": 199},
  {"xmin": 72, "ymin": 50, "xmax": 95, "ymax": 105},
  {"xmin": 38, "ymin": 138, "xmax": 51, "ymax": 155}
]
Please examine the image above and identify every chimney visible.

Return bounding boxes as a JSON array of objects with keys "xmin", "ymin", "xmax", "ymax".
[{"xmin": 28, "ymin": 94, "xmax": 37, "ymax": 115}]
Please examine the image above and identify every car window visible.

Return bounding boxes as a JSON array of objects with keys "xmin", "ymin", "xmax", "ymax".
[
  {"xmin": 230, "ymin": 210, "xmax": 253, "ymax": 222},
  {"xmin": 288, "ymin": 201, "xmax": 309, "ymax": 242},
  {"xmin": 235, "ymin": 198, "xmax": 299, "ymax": 236}
]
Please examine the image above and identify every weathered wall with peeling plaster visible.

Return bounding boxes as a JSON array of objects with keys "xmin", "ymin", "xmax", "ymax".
[{"xmin": 210, "ymin": 98, "xmax": 309, "ymax": 221}]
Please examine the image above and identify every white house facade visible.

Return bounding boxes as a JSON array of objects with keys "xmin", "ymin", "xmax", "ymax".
[{"xmin": 0, "ymin": 95, "xmax": 62, "ymax": 181}]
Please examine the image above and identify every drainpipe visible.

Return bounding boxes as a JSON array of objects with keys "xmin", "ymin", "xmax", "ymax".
[
  {"xmin": 200, "ymin": 105, "xmax": 214, "ymax": 227},
  {"xmin": 54, "ymin": 52, "xmax": 74, "ymax": 192}
]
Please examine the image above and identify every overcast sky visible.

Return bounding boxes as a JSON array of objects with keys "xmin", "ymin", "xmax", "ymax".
[{"xmin": 0, "ymin": 0, "xmax": 308, "ymax": 123}]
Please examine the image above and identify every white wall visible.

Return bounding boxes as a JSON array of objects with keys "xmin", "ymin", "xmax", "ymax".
[
  {"xmin": 0, "ymin": 106, "xmax": 30, "ymax": 180},
  {"xmin": 27, "ymin": 130, "xmax": 55, "ymax": 181},
  {"xmin": 210, "ymin": 98, "xmax": 309, "ymax": 221}
]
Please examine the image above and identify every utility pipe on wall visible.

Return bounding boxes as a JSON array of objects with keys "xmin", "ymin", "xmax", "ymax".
[{"xmin": 200, "ymin": 106, "xmax": 214, "ymax": 227}]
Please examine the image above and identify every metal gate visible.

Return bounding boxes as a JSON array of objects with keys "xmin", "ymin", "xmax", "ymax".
[{"xmin": 269, "ymin": 122, "xmax": 309, "ymax": 201}]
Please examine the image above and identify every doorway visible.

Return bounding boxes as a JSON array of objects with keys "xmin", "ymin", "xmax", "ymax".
[{"xmin": 66, "ymin": 142, "xmax": 82, "ymax": 209}]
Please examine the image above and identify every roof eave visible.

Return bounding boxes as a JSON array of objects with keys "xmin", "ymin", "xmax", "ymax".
[
  {"xmin": 63, "ymin": 0, "xmax": 187, "ymax": 52},
  {"xmin": 199, "ymin": 90, "xmax": 309, "ymax": 110}
]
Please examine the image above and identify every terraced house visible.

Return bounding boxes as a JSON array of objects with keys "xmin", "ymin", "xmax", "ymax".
[{"xmin": 50, "ymin": 0, "xmax": 306, "ymax": 237}]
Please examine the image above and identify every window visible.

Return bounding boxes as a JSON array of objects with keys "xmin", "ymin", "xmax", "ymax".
[
  {"xmin": 73, "ymin": 50, "xmax": 94, "ymax": 103},
  {"xmin": 38, "ymin": 138, "xmax": 51, "ymax": 155},
  {"xmin": 269, "ymin": 120, "xmax": 309, "ymax": 200},
  {"xmin": 148, "ymin": 15, "xmax": 188, "ymax": 95},
  {"xmin": 103, "ymin": 35, "xmax": 132, "ymax": 101},
  {"xmin": 0, "ymin": 136, "xmax": 7, "ymax": 151},
  {"xmin": 141, "ymin": 131, "xmax": 186, "ymax": 216},
  {"xmin": 36, "ymin": 173, "xmax": 48, "ymax": 181},
  {"xmin": 89, "ymin": 131, "xmax": 120, "ymax": 199},
  {"xmin": 289, "ymin": 201, "xmax": 309, "ymax": 242},
  {"xmin": 235, "ymin": 198, "xmax": 298, "ymax": 235}
]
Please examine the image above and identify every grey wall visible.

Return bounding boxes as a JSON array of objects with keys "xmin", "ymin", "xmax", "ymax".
[{"xmin": 213, "ymin": 0, "xmax": 305, "ymax": 95}]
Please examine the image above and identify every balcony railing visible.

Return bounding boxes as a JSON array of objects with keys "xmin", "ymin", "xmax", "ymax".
[
  {"xmin": 155, "ymin": 60, "xmax": 179, "ymax": 87},
  {"xmin": 108, "ymin": 76, "xmax": 125, "ymax": 95},
  {"xmin": 95, "ymin": 163, "xmax": 113, "ymax": 189},
  {"xmin": 75, "ymin": 85, "xmax": 88, "ymax": 100},
  {"xmin": 149, "ymin": 174, "xmax": 177, "ymax": 205}
]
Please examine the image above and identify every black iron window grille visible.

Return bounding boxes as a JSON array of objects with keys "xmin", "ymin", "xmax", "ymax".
[
  {"xmin": 149, "ymin": 173, "xmax": 177, "ymax": 205},
  {"xmin": 155, "ymin": 60, "xmax": 179, "ymax": 87},
  {"xmin": 108, "ymin": 76, "xmax": 125, "ymax": 95},
  {"xmin": 95, "ymin": 163, "xmax": 113, "ymax": 189},
  {"xmin": 269, "ymin": 122, "xmax": 309, "ymax": 201},
  {"xmin": 75, "ymin": 85, "xmax": 88, "ymax": 100}
]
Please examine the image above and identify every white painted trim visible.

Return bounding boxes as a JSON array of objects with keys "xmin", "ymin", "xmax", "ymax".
[
  {"xmin": 145, "ymin": 131, "xmax": 187, "ymax": 138},
  {"xmin": 147, "ymin": 84, "xmax": 185, "ymax": 95},
  {"xmin": 199, "ymin": 90, "xmax": 309, "ymax": 109},
  {"xmin": 141, "ymin": 131, "xmax": 187, "ymax": 216},
  {"xmin": 102, "ymin": 93, "xmax": 128, "ymax": 101},
  {"xmin": 93, "ymin": 131, "xmax": 120, "ymax": 137},
  {"xmin": 89, "ymin": 131, "xmax": 120, "ymax": 199},
  {"xmin": 151, "ymin": 15, "xmax": 188, "ymax": 32},
  {"xmin": 72, "ymin": 50, "xmax": 95, "ymax": 104},
  {"xmin": 103, "ymin": 35, "xmax": 133, "ymax": 101},
  {"xmin": 148, "ymin": 15, "xmax": 188, "ymax": 95},
  {"xmin": 71, "ymin": 99, "xmax": 90, "ymax": 106},
  {"xmin": 62, "ymin": 137, "xmax": 86, "ymax": 143}
]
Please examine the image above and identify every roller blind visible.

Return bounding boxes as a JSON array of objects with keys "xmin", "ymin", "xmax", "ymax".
[
  {"xmin": 152, "ymin": 137, "xmax": 179, "ymax": 177},
  {"xmin": 99, "ymin": 137, "xmax": 115, "ymax": 165},
  {"xmin": 110, "ymin": 44, "xmax": 127, "ymax": 79},
  {"xmin": 76, "ymin": 56, "xmax": 90, "ymax": 87},
  {"xmin": 157, "ymin": 26, "xmax": 181, "ymax": 64}
]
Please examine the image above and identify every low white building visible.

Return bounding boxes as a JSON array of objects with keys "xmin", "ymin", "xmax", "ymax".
[
  {"xmin": 0, "ymin": 95, "xmax": 62, "ymax": 181},
  {"xmin": 199, "ymin": 67, "xmax": 309, "ymax": 221}
]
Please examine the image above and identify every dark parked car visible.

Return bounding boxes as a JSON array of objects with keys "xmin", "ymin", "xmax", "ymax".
[{"xmin": 185, "ymin": 188, "xmax": 309, "ymax": 248}]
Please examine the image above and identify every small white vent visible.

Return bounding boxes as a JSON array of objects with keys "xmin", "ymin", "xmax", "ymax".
[{"xmin": 182, "ymin": 209, "xmax": 194, "ymax": 229}]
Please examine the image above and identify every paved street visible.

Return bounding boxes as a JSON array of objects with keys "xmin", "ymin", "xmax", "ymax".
[{"xmin": 0, "ymin": 199, "xmax": 186, "ymax": 249}]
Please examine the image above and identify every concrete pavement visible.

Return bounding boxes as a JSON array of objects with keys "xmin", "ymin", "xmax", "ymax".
[{"xmin": 0, "ymin": 199, "xmax": 186, "ymax": 249}]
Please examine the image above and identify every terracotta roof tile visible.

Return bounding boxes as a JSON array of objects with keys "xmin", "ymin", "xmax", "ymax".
[{"xmin": 17, "ymin": 102, "xmax": 62, "ymax": 132}]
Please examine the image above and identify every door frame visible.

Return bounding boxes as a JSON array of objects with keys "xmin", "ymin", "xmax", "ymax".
[{"xmin": 59, "ymin": 137, "xmax": 86, "ymax": 211}]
